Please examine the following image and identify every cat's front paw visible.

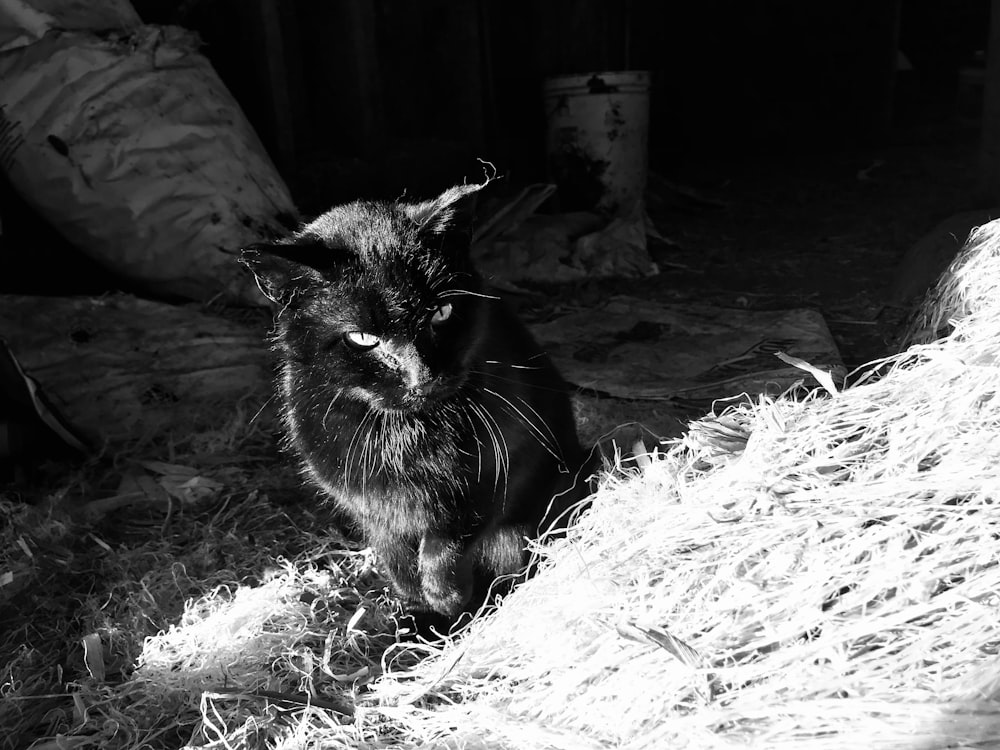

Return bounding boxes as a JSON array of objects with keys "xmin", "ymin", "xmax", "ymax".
[
  {"xmin": 421, "ymin": 564, "xmax": 474, "ymax": 616},
  {"xmin": 418, "ymin": 534, "xmax": 474, "ymax": 616},
  {"xmin": 421, "ymin": 574, "xmax": 472, "ymax": 617}
]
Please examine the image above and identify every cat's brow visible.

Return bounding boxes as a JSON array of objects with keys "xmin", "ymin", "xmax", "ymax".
[{"xmin": 427, "ymin": 268, "xmax": 467, "ymax": 291}]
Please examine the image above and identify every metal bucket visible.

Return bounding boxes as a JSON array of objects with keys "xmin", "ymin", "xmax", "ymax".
[{"xmin": 543, "ymin": 70, "xmax": 650, "ymax": 215}]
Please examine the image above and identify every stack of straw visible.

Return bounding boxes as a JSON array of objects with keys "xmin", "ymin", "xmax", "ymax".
[{"xmin": 133, "ymin": 221, "xmax": 1000, "ymax": 748}]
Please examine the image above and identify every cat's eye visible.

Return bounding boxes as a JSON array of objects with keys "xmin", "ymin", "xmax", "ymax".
[
  {"xmin": 431, "ymin": 303, "xmax": 453, "ymax": 325},
  {"xmin": 343, "ymin": 331, "xmax": 380, "ymax": 350}
]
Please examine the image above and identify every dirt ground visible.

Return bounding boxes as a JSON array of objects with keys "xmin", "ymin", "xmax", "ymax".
[{"xmin": 552, "ymin": 131, "xmax": 982, "ymax": 372}]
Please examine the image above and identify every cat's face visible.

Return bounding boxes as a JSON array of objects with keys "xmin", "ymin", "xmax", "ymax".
[{"xmin": 242, "ymin": 184, "xmax": 487, "ymax": 414}]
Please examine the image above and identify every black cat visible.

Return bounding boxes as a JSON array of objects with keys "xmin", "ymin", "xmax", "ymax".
[{"xmin": 241, "ymin": 183, "xmax": 590, "ymax": 618}]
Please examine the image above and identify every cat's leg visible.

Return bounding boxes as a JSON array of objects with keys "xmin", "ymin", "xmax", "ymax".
[
  {"xmin": 417, "ymin": 533, "xmax": 474, "ymax": 616},
  {"xmin": 476, "ymin": 523, "xmax": 529, "ymax": 578},
  {"xmin": 373, "ymin": 537, "xmax": 426, "ymax": 611},
  {"xmin": 472, "ymin": 523, "xmax": 531, "ymax": 605}
]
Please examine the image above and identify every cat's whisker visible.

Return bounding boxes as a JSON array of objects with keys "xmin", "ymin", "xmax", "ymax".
[
  {"xmin": 428, "ymin": 269, "xmax": 467, "ymax": 293},
  {"xmin": 480, "ymin": 383, "xmax": 556, "ymax": 447},
  {"xmin": 249, "ymin": 394, "xmax": 276, "ymax": 425},
  {"xmin": 484, "ymin": 404, "xmax": 512, "ymax": 507},
  {"xmin": 375, "ymin": 411, "xmax": 386, "ymax": 472},
  {"xmin": 481, "ymin": 386, "xmax": 563, "ymax": 464},
  {"xmin": 483, "ymin": 360, "xmax": 543, "ymax": 371},
  {"xmin": 466, "ymin": 399, "xmax": 497, "ymax": 487},
  {"xmin": 514, "ymin": 393, "xmax": 563, "ymax": 458},
  {"xmin": 468, "ymin": 396, "xmax": 508, "ymax": 495},
  {"xmin": 360, "ymin": 412, "xmax": 374, "ymax": 487},
  {"xmin": 382, "ymin": 411, "xmax": 399, "ymax": 474},
  {"xmin": 469, "ymin": 369, "xmax": 570, "ymax": 394},
  {"xmin": 374, "ymin": 413, "xmax": 386, "ymax": 473},
  {"xmin": 479, "ymin": 398, "xmax": 511, "ymax": 496},
  {"xmin": 322, "ymin": 391, "xmax": 342, "ymax": 431},
  {"xmin": 437, "ymin": 288, "xmax": 501, "ymax": 301},
  {"xmin": 360, "ymin": 424, "xmax": 370, "ymax": 495},
  {"xmin": 459, "ymin": 396, "xmax": 485, "ymax": 484},
  {"xmin": 346, "ymin": 413, "xmax": 363, "ymax": 489},
  {"xmin": 364, "ymin": 410, "xmax": 384, "ymax": 492},
  {"xmin": 345, "ymin": 406, "xmax": 375, "ymax": 490},
  {"xmin": 373, "ymin": 411, "xmax": 390, "ymax": 475}
]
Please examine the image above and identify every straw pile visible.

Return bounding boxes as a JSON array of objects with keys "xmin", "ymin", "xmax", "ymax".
[
  {"xmin": 8, "ymin": 219, "xmax": 1000, "ymax": 749},
  {"xmin": 356, "ymin": 222, "xmax": 1000, "ymax": 747}
]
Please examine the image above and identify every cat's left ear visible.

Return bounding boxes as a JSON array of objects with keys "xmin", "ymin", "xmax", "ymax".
[
  {"xmin": 240, "ymin": 243, "xmax": 326, "ymax": 305},
  {"xmin": 402, "ymin": 182, "xmax": 483, "ymax": 236}
]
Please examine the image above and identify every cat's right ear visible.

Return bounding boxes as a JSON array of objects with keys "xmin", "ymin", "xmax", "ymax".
[
  {"xmin": 402, "ymin": 182, "xmax": 484, "ymax": 236},
  {"xmin": 240, "ymin": 243, "xmax": 325, "ymax": 305}
]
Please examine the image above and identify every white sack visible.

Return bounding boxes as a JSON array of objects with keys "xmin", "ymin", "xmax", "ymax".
[
  {"xmin": 0, "ymin": 0, "xmax": 140, "ymax": 52},
  {"xmin": 0, "ymin": 24, "xmax": 295, "ymax": 303}
]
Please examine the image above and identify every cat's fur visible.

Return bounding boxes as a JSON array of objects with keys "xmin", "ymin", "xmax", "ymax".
[{"xmin": 242, "ymin": 183, "xmax": 589, "ymax": 617}]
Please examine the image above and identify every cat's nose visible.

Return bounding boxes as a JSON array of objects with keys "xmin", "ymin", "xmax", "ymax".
[
  {"xmin": 402, "ymin": 364, "xmax": 431, "ymax": 391},
  {"xmin": 401, "ymin": 381, "xmax": 433, "ymax": 410},
  {"xmin": 381, "ymin": 341, "xmax": 431, "ymax": 390}
]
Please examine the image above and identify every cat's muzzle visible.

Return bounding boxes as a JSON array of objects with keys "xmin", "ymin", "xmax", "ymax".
[{"xmin": 373, "ymin": 375, "xmax": 463, "ymax": 414}]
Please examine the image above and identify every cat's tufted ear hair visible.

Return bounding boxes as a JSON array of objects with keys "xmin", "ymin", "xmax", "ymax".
[
  {"xmin": 401, "ymin": 182, "xmax": 484, "ymax": 236},
  {"xmin": 239, "ymin": 242, "xmax": 332, "ymax": 305}
]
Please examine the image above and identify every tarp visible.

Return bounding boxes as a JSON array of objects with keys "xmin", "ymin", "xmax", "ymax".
[{"xmin": 534, "ymin": 296, "xmax": 845, "ymax": 400}]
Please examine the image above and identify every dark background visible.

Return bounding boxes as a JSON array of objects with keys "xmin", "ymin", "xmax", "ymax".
[
  {"xmin": 0, "ymin": 0, "xmax": 992, "ymax": 297},
  {"xmin": 127, "ymin": 0, "xmax": 991, "ymax": 206}
]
